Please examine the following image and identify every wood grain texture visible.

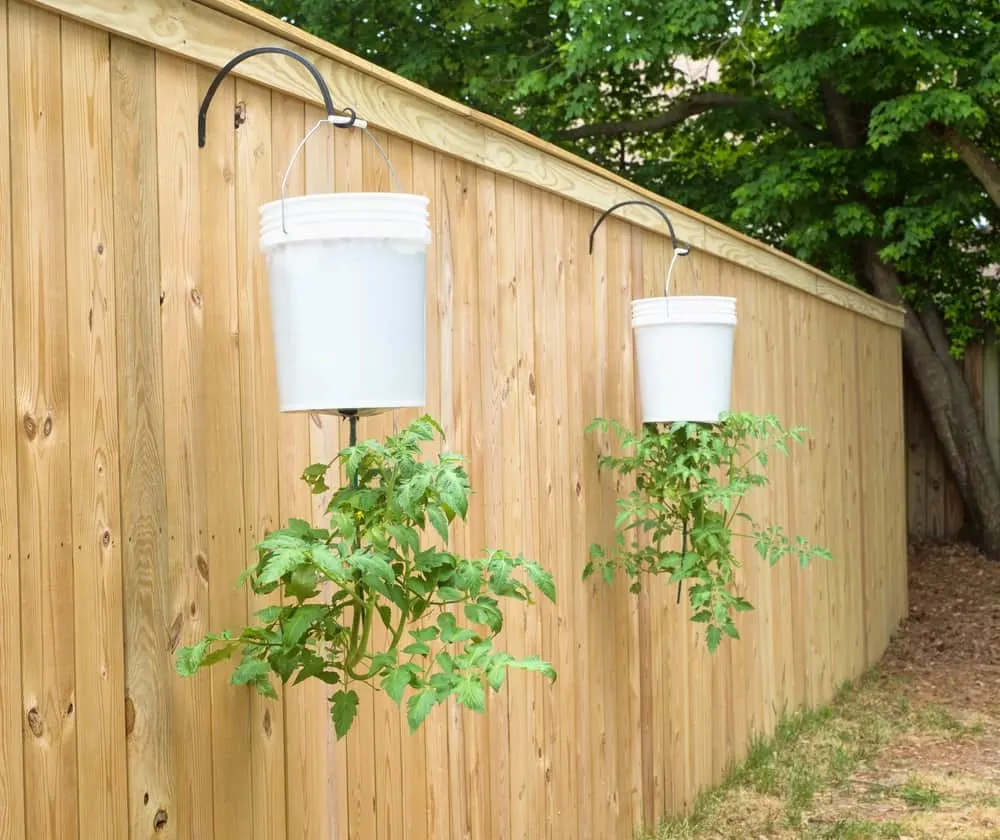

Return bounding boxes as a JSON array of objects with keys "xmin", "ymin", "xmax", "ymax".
[
  {"xmin": 195, "ymin": 65, "xmax": 254, "ymax": 840},
  {"xmin": 233, "ymin": 78, "xmax": 287, "ymax": 840},
  {"xmin": 475, "ymin": 165, "xmax": 511, "ymax": 840},
  {"xmin": 154, "ymin": 49, "xmax": 215, "ymax": 840},
  {"xmin": 110, "ymin": 34, "xmax": 176, "ymax": 840},
  {"xmin": 411, "ymin": 140, "xmax": 444, "ymax": 840},
  {"xmin": 276, "ymin": 97, "xmax": 330, "ymax": 840},
  {"xmin": 9, "ymin": 5, "xmax": 77, "ymax": 838},
  {"xmin": 61, "ymin": 18, "xmax": 129, "ymax": 839},
  {"xmin": 26, "ymin": 0, "xmax": 904, "ymax": 330},
  {"xmin": 0, "ymin": 2, "xmax": 27, "ymax": 838},
  {"xmin": 297, "ymin": 105, "xmax": 344, "ymax": 840}
]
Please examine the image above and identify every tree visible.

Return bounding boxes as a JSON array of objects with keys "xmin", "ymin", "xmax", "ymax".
[{"xmin": 253, "ymin": 0, "xmax": 1000, "ymax": 556}]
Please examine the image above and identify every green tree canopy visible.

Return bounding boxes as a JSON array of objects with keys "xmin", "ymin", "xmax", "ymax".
[{"xmin": 252, "ymin": 0, "xmax": 1000, "ymax": 554}]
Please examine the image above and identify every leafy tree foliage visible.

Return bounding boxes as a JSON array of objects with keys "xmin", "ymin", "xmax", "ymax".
[{"xmin": 251, "ymin": 0, "xmax": 1000, "ymax": 554}]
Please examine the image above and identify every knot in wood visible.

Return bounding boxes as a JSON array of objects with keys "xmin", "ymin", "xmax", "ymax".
[{"xmin": 26, "ymin": 707, "xmax": 43, "ymax": 737}]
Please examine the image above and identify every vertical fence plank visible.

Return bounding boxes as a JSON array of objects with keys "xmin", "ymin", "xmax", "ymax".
[
  {"xmin": 496, "ymin": 175, "xmax": 529, "ymax": 840},
  {"xmin": 359, "ymin": 127, "xmax": 410, "ymax": 840},
  {"xmin": 299, "ymin": 103, "xmax": 346, "ymax": 840},
  {"xmin": 533, "ymin": 189, "xmax": 575, "ymax": 836},
  {"xmin": 454, "ymin": 153, "xmax": 489, "ymax": 840},
  {"xmin": 603, "ymin": 216, "xmax": 634, "ymax": 835},
  {"xmin": 475, "ymin": 166, "xmax": 511, "ymax": 840},
  {"xmin": 329, "ymin": 119, "xmax": 376, "ymax": 840},
  {"xmin": 785, "ymin": 292, "xmax": 819, "ymax": 706},
  {"xmin": 437, "ymin": 153, "xmax": 475, "ymax": 840},
  {"xmin": 412, "ymin": 140, "xmax": 443, "ymax": 840},
  {"xmin": 568, "ymin": 203, "xmax": 594, "ymax": 840},
  {"xmin": 195, "ymin": 66, "xmax": 252, "ymax": 840},
  {"xmin": 511, "ymin": 179, "xmax": 545, "ymax": 840},
  {"xmin": 275, "ymin": 97, "xmax": 327, "ymax": 840},
  {"xmin": 834, "ymin": 309, "xmax": 866, "ymax": 681},
  {"xmin": 154, "ymin": 50, "xmax": 215, "ymax": 839},
  {"xmin": 9, "ymin": 5, "xmax": 76, "ymax": 839},
  {"xmin": 378, "ymin": 132, "xmax": 430, "ymax": 840},
  {"xmin": 582, "ymin": 205, "xmax": 616, "ymax": 836},
  {"xmin": 0, "ymin": 2, "xmax": 26, "ymax": 837},
  {"xmin": 62, "ymin": 18, "xmax": 128, "ymax": 839},
  {"xmin": 110, "ymin": 34, "xmax": 175, "ymax": 840},
  {"xmin": 233, "ymin": 78, "xmax": 286, "ymax": 840}
]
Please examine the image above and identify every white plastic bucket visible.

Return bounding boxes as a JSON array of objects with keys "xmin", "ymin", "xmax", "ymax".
[
  {"xmin": 631, "ymin": 295, "xmax": 737, "ymax": 424},
  {"xmin": 260, "ymin": 193, "xmax": 431, "ymax": 414}
]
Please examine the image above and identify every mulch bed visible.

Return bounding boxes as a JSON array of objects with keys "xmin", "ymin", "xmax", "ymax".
[{"xmin": 880, "ymin": 538, "xmax": 1000, "ymax": 715}]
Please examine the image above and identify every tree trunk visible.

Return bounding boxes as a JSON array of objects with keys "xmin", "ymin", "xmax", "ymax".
[{"xmin": 862, "ymin": 242, "xmax": 1000, "ymax": 558}]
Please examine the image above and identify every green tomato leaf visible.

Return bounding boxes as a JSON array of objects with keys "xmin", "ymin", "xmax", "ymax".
[
  {"xmin": 382, "ymin": 665, "xmax": 414, "ymax": 705},
  {"xmin": 455, "ymin": 675, "xmax": 486, "ymax": 712},
  {"xmin": 406, "ymin": 689, "xmax": 438, "ymax": 733},
  {"xmin": 427, "ymin": 505, "xmax": 450, "ymax": 544},
  {"xmin": 330, "ymin": 689, "xmax": 359, "ymax": 740}
]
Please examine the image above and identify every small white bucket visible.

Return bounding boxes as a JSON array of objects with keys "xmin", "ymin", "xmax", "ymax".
[
  {"xmin": 259, "ymin": 192, "xmax": 432, "ymax": 414},
  {"xmin": 631, "ymin": 295, "xmax": 737, "ymax": 424}
]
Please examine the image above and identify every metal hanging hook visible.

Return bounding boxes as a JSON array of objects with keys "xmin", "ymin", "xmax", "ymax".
[
  {"xmin": 197, "ymin": 46, "xmax": 364, "ymax": 148},
  {"xmin": 588, "ymin": 199, "xmax": 691, "ymax": 296}
]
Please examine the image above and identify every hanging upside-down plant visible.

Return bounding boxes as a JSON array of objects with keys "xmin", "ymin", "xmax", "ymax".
[
  {"xmin": 585, "ymin": 412, "xmax": 833, "ymax": 653},
  {"xmin": 176, "ymin": 415, "xmax": 556, "ymax": 739}
]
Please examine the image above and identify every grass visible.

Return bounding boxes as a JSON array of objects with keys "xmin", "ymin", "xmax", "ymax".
[{"xmin": 645, "ymin": 669, "xmax": 996, "ymax": 840}]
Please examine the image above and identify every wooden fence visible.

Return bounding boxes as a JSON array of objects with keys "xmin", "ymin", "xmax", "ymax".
[
  {"xmin": 0, "ymin": 0, "xmax": 908, "ymax": 838},
  {"xmin": 904, "ymin": 339, "xmax": 1000, "ymax": 539}
]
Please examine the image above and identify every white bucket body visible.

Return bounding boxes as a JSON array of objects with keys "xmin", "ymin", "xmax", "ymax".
[
  {"xmin": 259, "ymin": 193, "xmax": 431, "ymax": 414},
  {"xmin": 631, "ymin": 295, "xmax": 737, "ymax": 424}
]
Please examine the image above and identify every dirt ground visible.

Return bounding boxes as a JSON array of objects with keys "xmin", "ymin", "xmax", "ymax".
[{"xmin": 654, "ymin": 540, "xmax": 1000, "ymax": 840}]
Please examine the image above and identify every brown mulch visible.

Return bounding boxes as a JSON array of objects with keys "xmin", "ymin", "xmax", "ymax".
[{"xmin": 880, "ymin": 539, "xmax": 1000, "ymax": 716}]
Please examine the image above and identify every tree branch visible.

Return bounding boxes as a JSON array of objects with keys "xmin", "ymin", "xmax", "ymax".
[
  {"xmin": 929, "ymin": 122, "xmax": 1000, "ymax": 210},
  {"xmin": 552, "ymin": 92, "xmax": 817, "ymax": 141}
]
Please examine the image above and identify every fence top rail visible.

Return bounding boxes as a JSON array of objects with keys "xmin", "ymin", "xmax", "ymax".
[{"xmin": 27, "ymin": 0, "xmax": 905, "ymax": 328}]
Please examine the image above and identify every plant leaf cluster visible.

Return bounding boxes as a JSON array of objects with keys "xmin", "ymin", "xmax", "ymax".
[
  {"xmin": 176, "ymin": 415, "xmax": 556, "ymax": 739},
  {"xmin": 585, "ymin": 412, "xmax": 833, "ymax": 653}
]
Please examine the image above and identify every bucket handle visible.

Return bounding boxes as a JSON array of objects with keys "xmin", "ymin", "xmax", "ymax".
[
  {"xmin": 588, "ymin": 200, "xmax": 691, "ymax": 296},
  {"xmin": 278, "ymin": 119, "xmax": 405, "ymax": 233}
]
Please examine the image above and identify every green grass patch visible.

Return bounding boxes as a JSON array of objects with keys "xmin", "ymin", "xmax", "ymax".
[
  {"xmin": 896, "ymin": 776, "xmax": 941, "ymax": 809},
  {"xmin": 644, "ymin": 668, "xmax": 989, "ymax": 839}
]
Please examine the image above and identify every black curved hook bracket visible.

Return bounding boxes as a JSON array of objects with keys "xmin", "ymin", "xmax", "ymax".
[
  {"xmin": 198, "ymin": 46, "xmax": 357, "ymax": 148},
  {"xmin": 588, "ymin": 199, "xmax": 691, "ymax": 256}
]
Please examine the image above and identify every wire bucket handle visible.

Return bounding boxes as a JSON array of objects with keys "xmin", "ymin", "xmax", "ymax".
[
  {"xmin": 278, "ymin": 116, "xmax": 405, "ymax": 234},
  {"xmin": 588, "ymin": 200, "xmax": 691, "ymax": 296}
]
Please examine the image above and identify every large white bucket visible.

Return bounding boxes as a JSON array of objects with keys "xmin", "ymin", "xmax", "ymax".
[
  {"xmin": 259, "ymin": 193, "xmax": 431, "ymax": 414},
  {"xmin": 631, "ymin": 295, "xmax": 737, "ymax": 424}
]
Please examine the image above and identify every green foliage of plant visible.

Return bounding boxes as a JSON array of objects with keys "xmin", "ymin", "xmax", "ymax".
[
  {"xmin": 176, "ymin": 415, "xmax": 556, "ymax": 739},
  {"xmin": 585, "ymin": 412, "xmax": 832, "ymax": 653}
]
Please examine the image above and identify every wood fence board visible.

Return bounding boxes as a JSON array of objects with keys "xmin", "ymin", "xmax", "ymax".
[
  {"xmin": 153, "ymin": 48, "xmax": 215, "ymax": 839},
  {"xmin": 194, "ymin": 63, "xmax": 253, "ymax": 839},
  {"xmin": 11, "ymin": 2, "xmax": 77, "ymax": 835},
  {"xmin": 0, "ymin": 1, "xmax": 27, "ymax": 836},
  {"xmin": 109, "ymin": 33, "xmax": 175, "ymax": 840},
  {"xmin": 64, "ymin": 16, "xmax": 129, "ymax": 837}
]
